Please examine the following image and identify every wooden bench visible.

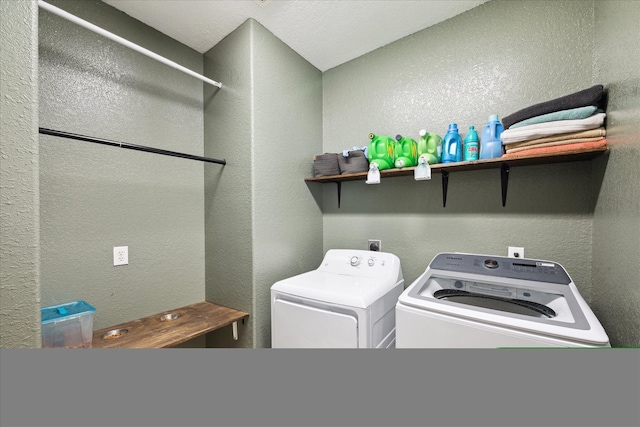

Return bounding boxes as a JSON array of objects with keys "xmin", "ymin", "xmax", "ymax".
[{"xmin": 92, "ymin": 301, "xmax": 249, "ymax": 348}]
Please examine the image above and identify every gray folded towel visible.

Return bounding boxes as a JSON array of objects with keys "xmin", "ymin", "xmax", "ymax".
[
  {"xmin": 313, "ymin": 153, "xmax": 340, "ymax": 177},
  {"xmin": 502, "ymin": 85, "xmax": 604, "ymax": 129},
  {"xmin": 338, "ymin": 150, "xmax": 369, "ymax": 174}
]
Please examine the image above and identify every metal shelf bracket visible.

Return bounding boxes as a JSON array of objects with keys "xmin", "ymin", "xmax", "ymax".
[
  {"xmin": 441, "ymin": 170, "xmax": 449, "ymax": 207},
  {"xmin": 501, "ymin": 163, "xmax": 510, "ymax": 207}
]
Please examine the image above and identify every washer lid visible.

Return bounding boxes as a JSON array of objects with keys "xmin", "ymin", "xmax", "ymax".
[{"xmin": 271, "ymin": 270, "xmax": 402, "ymax": 308}]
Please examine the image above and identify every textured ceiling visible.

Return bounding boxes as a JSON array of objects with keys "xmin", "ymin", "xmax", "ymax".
[{"xmin": 102, "ymin": 0, "xmax": 488, "ymax": 71}]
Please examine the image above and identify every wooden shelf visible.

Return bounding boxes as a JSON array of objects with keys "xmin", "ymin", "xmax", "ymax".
[
  {"xmin": 92, "ymin": 301, "xmax": 249, "ymax": 348},
  {"xmin": 305, "ymin": 146, "xmax": 608, "ymax": 183},
  {"xmin": 304, "ymin": 146, "xmax": 608, "ymax": 207}
]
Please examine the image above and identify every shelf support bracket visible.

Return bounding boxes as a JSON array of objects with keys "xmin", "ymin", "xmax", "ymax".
[
  {"xmin": 336, "ymin": 181, "xmax": 342, "ymax": 209},
  {"xmin": 441, "ymin": 171, "xmax": 449, "ymax": 208},
  {"xmin": 501, "ymin": 163, "xmax": 510, "ymax": 207}
]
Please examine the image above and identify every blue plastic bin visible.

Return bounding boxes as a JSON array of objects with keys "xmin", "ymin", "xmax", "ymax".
[{"xmin": 41, "ymin": 301, "xmax": 96, "ymax": 348}]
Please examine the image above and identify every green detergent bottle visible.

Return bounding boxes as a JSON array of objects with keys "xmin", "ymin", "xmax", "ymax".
[
  {"xmin": 368, "ymin": 133, "xmax": 396, "ymax": 170},
  {"xmin": 417, "ymin": 129, "xmax": 443, "ymax": 164},
  {"xmin": 394, "ymin": 134, "xmax": 418, "ymax": 168}
]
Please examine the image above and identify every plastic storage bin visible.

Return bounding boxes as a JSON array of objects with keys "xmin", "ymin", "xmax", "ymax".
[{"xmin": 41, "ymin": 301, "xmax": 96, "ymax": 348}]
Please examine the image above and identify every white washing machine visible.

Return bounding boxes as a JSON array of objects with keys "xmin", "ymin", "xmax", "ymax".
[
  {"xmin": 396, "ymin": 253, "xmax": 610, "ymax": 348},
  {"xmin": 271, "ymin": 249, "xmax": 404, "ymax": 348}
]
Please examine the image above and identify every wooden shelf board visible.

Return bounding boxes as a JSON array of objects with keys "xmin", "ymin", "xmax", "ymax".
[
  {"xmin": 304, "ymin": 147, "xmax": 608, "ymax": 183},
  {"xmin": 92, "ymin": 301, "xmax": 249, "ymax": 348}
]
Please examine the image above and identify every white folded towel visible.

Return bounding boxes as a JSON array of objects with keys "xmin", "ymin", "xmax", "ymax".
[{"xmin": 501, "ymin": 112, "xmax": 606, "ymax": 145}]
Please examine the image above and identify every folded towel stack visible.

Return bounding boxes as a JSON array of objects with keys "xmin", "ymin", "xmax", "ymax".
[{"xmin": 500, "ymin": 85, "xmax": 607, "ymax": 157}]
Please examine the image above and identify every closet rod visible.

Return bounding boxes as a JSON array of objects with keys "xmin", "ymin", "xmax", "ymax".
[
  {"xmin": 38, "ymin": 0, "xmax": 222, "ymax": 88},
  {"xmin": 40, "ymin": 128, "xmax": 226, "ymax": 165}
]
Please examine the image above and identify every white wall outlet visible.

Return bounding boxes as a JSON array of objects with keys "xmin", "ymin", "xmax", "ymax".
[
  {"xmin": 508, "ymin": 246, "xmax": 524, "ymax": 259},
  {"xmin": 113, "ymin": 246, "xmax": 128, "ymax": 266},
  {"xmin": 368, "ymin": 240, "xmax": 381, "ymax": 252}
]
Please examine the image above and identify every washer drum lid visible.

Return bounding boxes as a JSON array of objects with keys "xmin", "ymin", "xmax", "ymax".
[
  {"xmin": 398, "ymin": 273, "xmax": 610, "ymax": 346},
  {"xmin": 433, "ymin": 289, "xmax": 558, "ymax": 319},
  {"xmin": 271, "ymin": 270, "xmax": 402, "ymax": 309}
]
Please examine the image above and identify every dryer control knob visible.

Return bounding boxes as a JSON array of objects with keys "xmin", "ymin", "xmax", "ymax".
[
  {"xmin": 350, "ymin": 256, "xmax": 360, "ymax": 266},
  {"xmin": 368, "ymin": 258, "xmax": 375, "ymax": 267}
]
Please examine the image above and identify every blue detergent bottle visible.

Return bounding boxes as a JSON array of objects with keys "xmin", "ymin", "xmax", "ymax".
[
  {"xmin": 480, "ymin": 114, "xmax": 505, "ymax": 159},
  {"xmin": 442, "ymin": 123, "xmax": 462, "ymax": 163},
  {"xmin": 463, "ymin": 125, "xmax": 479, "ymax": 161}
]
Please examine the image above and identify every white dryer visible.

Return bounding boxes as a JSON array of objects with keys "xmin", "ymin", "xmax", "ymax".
[
  {"xmin": 271, "ymin": 249, "xmax": 404, "ymax": 348},
  {"xmin": 396, "ymin": 253, "xmax": 610, "ymax": 348}
]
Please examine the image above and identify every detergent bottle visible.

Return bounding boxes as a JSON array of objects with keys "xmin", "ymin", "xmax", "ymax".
[
  {"xmin": 463, "ymin": 125, "xmax": 479, "ymax": 161},
  {"xmin": 417, "ymin": 129, "xmax": 443, "ymax": 165},
  {"xmin": 441, "ymin": 123, "xmax": 462, "ymax": 163},
  {"xmin": 394, "ymin": 134, "xmax": 418, "ymax": 168},
  {"xmin": 480, "ymin": 114, "xmax": 505, "ymax": 160},
  {"xmin": 367, "ymin": 133, "xmax": 395, "ymax": 170}
]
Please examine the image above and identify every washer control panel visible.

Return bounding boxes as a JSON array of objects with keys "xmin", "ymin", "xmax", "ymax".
[{"xmin": 428, "ymin": 253, "xmax": 571, "ymax": 285}]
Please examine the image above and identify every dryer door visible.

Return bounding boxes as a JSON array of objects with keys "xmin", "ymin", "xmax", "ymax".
[{"xmin": 272, "ymin": 298, "xmax": 358, "ymax": 348}]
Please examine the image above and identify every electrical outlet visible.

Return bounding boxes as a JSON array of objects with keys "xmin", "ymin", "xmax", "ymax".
[
  {"xmin": 113, "ymin": 246, "xmax": 128, "ymax": 266},
  {"xmin": 508, "ymin": 246, "xmax": 524, "ymax": 259},
  {"xmin": 368, "ymin": 240, "xmax": 381, "ymax": 252}
]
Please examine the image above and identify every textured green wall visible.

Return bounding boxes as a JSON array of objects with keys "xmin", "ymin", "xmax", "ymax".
[
  {"xmin": 322, "ymin": 0, "xmax": 638, "ymax": 347},
  {"xmin": 591, "ymin": 0, "xmax": 640, "ymax": 347},
  {"xmin": 204, "ymin": 19, "xmax": 323, "ymax": 348},
  {"xmin": 2, "ymin": 0, "xmax": 637, "ymax": 349},
  {"xmin": 204, "ymin": 20, "xmax": 255, "ymax": 348},
  {"xmin": 0, "ymin": 0, "xmax": 41, "ymax": 348},
  {"xmin": 323, "ymin": 0, "xmax": 595, "ymax": 288},
  {"xmin": 251, "ymin": 20, "xmax": 323, "ymax": 348},
  {"xmin": 38, "ymin": 0, "xmax": 205, "ymax": 332}
]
